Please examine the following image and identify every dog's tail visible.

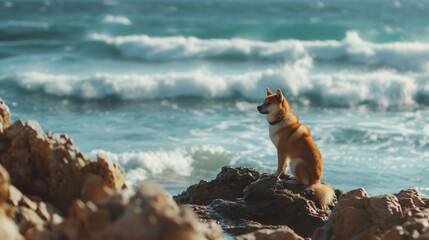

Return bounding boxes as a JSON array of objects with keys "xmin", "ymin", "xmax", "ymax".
[{"xmin": 310, "ymin": 182, "xmax": 335, "ymax": 208}]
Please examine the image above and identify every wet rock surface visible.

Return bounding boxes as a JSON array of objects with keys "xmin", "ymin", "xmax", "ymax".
[
  {"xmin": 176, "ymin": 171, "xmax": 340, "ymax": 238},
  {"xmin": 174, "ymin": 166, "xmax": 262, "ymax": 205}
]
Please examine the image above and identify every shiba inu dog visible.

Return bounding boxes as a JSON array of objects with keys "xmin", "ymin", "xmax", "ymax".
[{"xmin": 257, "ymin": 88, "xmax": 335, "ymax": 208}]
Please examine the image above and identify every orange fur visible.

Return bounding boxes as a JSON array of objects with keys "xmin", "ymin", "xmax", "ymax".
[{"xmin": 257, "ymin": 88, "xmax": 335, "ymax": 208}]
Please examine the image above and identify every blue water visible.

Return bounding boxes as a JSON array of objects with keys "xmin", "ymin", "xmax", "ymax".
[{"xmin": 1, "ymin": 0, "xmax": 428, "ymax": 197}]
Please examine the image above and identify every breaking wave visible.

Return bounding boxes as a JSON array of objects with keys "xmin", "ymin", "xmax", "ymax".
[
  {"xmin": 87, "ymin": 146, "xmax": 234, "ymax": 189},
  {"xmin": 91, "ymin": 31, "xmax": 429, "ymax": 70},
  {"xmin": 3, "ymin": 57, "xmax": 428, "ymax": 108}
]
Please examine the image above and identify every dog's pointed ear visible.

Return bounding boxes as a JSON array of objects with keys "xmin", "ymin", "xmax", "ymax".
[
  {"xmin": 276, "ymin": 89, "xmax": 283, "ymax": 100},
  {"xmin": 266, "ymin": 88, "xmax": 274, "ymax": 96}
]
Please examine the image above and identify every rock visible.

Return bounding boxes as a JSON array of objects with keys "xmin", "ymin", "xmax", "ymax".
[
  {"xmin": 36, "ymin": 202, "xmax": 51, "ymax": 221},
  {"xmin": 395, "ymin": 189, "xmax": 426, "ymax": 212},
  {"xmin": 0, "ymin": 164, "xmax": 10, "ymax": 206},
  {"xmin": 397, "ymin": 209, "xmax": 429, "ymax": 239},
  {"xmin": 81, "ymin": 154, "xmax": 127, "ymax": 202},
  {"xmin": 0, "ymin": 164, "xmax": 24, "ymax": 240},
  {"xmin": 0, "ymin": 164, "xmax": 61, "ymax": 237},
  {"xmin": 181, "ymin": 171, "xmax": 340, "ymax": 238},
  {"xmin": 25, "ymin": 225, "xmax": 55, "ymax": 240},
  {"xmin": 0, "ymin": 119, "xmax": 127, "ymax": 214},
  {"xmin": 211, "ymin": 174, "xmax": 338, "ymax": 237},
  {"xmin": 0, "ymin": 215, "xmax": 23, "ymax": 240},
  {"xmin": 8, "ymin": 185, "xmax": 23, "ymax": 207},
  {"xmin": 14, "ymin": 206, "xmax": 45, "ymax": 235},
  {"xmin": 313, "ymin": 188, "xmax": 429, "ymax": 240},
  {"xmin": 36, "ymin": 182, "xmax": 225, "ymax": 240},
  {"xmin": 187, "ymin": 202, "xmax": 297, "ymax": 236},
  {"xmin": 6, "ymin": 184, "xmax": 61, "ymax": 224},
  {"xmin": 235, "ymin": 227, "xmax": 305, "ymax": 240},
  {"xmin": 20, "ymin": 196, "xmax": 38, "ymax": 211},
  {"xmin": 0, "ymin": 98, "xmax": 11, "ymax": 133},
  {"xmin": 174, "ymin": 166, "xmax": 262, "ymax": 205}
]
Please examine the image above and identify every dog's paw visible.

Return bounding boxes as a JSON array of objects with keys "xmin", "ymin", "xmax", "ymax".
[{"xmin": 272, "ymin": 172, "xmax": 282, "ymax": 180}]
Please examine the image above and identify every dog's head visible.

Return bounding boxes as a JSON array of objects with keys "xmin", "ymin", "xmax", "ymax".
[{"xmin": 257, "ymin": 88, "xmax": 290, "ymax": 115}]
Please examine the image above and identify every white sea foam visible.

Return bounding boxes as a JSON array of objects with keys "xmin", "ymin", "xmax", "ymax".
[
  {"xmin": 102, "ymin": 15, "xmax": 131, "ymax": 25},
  {"xmin": 91, "ymin": 31, "xmax": 429, "ymax": 70},
  {"xmin": 6, "ymin": 58, "xmax": 426, "ymax": 108},
  {"xmin": 87, "ymin": 146, "xmax": 233, "ymax": 189}
]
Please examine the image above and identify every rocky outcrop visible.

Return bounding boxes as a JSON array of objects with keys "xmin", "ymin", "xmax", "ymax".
[
  {"xmin": 180, "ymin": 172, "xmax": 429, "ymax": 240},
  {"xmin": 32, "ymin": 182, "xmax": 225, "ymax": 240},
  {"xmin": 0, "ymin": 98, "xmax": 225, "ymax": 240},
  {"xmin": 174, "ymin": 166, "xmax": 262, "ymax": 205},
  {"xmin": 0, "ymin": 119, "xmax": 127, "ymax": 214},
  {"xmin": 0, "ymin": 164, "xmax": 225, "ymax": 240},
  {"xmin": 313, "ymin": 188, "xmax": 429, "ymax": 240},
  {"xmin": 175, "ymin": 169, "xmax": 341, "ymax": 238}
]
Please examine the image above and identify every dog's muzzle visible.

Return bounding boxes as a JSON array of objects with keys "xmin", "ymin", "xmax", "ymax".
[{"xmin": 257, "ymin": 105, "xmax": 268, "ymax": 114}]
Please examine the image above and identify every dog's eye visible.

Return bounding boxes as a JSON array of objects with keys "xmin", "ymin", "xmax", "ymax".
[{"xmin": 266, "ymin": 102, "xmax": 271, "ymax": 105}]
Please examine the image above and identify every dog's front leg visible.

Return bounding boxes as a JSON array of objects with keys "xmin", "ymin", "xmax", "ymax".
[{"xmin": 275, "ymin": 151, "xmax": 288, "ymax": 179}]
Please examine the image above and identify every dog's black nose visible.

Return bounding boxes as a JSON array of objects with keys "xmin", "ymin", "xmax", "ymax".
[{"xmin": 257, "ymin": 106, "xmax": 261, "ymax": 110}]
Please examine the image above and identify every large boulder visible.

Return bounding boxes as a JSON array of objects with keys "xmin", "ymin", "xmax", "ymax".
[
  {"xmin": 176, "ymin": 168, "xmax": 340, "ymax": 238},
  {"xmin": 174, "ymin": 166, "xmax": 262, "ymax": 205},
  {"xmin": 0, "ymin": 119, "xmax": 127, "ymax": 214},
  {"xmin": 313, "ymin": 188, "xmax": 429, "ymax": 240},
  {"xmin": 33, "ymin": 182, "xmax": 225, "ymax": 240},
  {"xmin": 206, "ymin": 174, "xmax": 339, "ymax": 237}
]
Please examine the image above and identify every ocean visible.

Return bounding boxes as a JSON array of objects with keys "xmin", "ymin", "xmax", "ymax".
[{"xmin": 1, "ymin": 0, "xmax": 428, "ymax": 197}]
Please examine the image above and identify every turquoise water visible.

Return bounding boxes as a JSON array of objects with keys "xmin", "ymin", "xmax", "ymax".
[{"xmin": 1, "ymin": 0, "xmax": 429, "ymax": 197}]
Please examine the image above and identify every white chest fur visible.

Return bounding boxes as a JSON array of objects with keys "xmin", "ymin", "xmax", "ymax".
[
  {"xmin": 268, "ymin": 113, "xmax": 298, "ymax": 148},
  {"xmin": 269, "ymin": 124, "xmax": 281, "ymax": 148}
]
